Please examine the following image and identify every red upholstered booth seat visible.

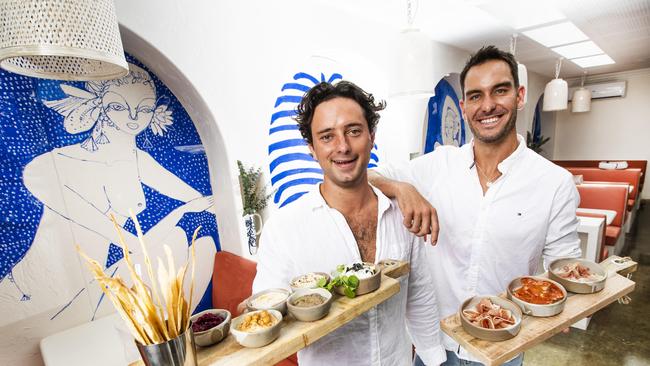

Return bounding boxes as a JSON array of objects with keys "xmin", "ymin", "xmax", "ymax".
[
  {"xmin": 553, "ymin": 159, "xmax": 646, "ymax": 195},
  {"xmin": 575, "ymin": 212, "xmax": 609, "ymax": 261},
  {"xmin": 212, "ymin": 251, "xmax": 298, "ymax": 366},
  {"xmin": 576, "ymin": 184, "xmax": 628, "ymax": 247},
  {"xmin": 566, "ymin": 167, "xmax": 641, "ymax": 212}
]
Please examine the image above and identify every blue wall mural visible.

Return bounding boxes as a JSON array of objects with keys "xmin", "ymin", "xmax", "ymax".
[
  {"xmin": 424, "ymin": 78, "xmax": 466, "ymax": 153},
  {"xmin": 0, "ymin": 53, "xmax": 219, "ymax": 323},
  {"xmin": 268, "ymin": 71, "xmax": 380, "ymax": 208}
]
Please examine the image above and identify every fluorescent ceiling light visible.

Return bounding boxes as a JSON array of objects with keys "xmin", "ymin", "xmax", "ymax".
[
  {"xmin": 570, "ymin": 54, "xmax": 615, "ymax": 68},
  {"xmin": 477, "ymin": 0, "xmax": 565, "ymax": 30},
  {"xmin": 522, "ymin": 21, "xmax": 588, "ymax": 47},
  {"xmin": 552, "ymin": 41, "xmax": 604, "ymax": 59}
]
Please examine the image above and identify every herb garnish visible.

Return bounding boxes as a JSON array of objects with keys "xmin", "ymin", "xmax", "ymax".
[{"xmin": 318, "ymin": 264, "xmax": 360, "ymax": 298}]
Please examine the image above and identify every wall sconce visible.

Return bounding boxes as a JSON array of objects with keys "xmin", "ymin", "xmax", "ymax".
[
  {"xmin": 572, "ymin": 73, "xmax": 592, "ymax": 113},
  {"xmin": 0, "ymin": 0, "xmax": 128, "ymax": 81},
  {"xmin": 543, "ymin": 58, "xmax": 568, "ymax": 111},
  {"xmin": 389, "ymin": 0, "xmax": 434, "ymax": 98}
]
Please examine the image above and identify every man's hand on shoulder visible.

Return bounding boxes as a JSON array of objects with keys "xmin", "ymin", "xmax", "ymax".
[{"xmin": 396, "ymin": 182, "xmax": 439, "ymax": 245}]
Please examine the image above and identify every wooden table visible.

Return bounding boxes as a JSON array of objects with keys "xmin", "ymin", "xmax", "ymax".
[
  {"xmin": 131, "ymin": 260, "xmax": 409, "ymax": 366},
  {"xmin": 440, "ymin": 258, "xmax": 637, "ymax": 366}
]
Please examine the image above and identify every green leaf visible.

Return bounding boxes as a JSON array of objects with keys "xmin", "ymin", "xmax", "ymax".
[
  {"xmin": 316, "ymin": 277, "xmax": 327, "ymax": 288},
  {"xmin": 344, "ymin": 286, "xmax": 356, "ymax": 298},
  {"xmin": 347, "ymin": 275, "xmax": 359, "ymax": 289},
  {"xmin": 336, "ymin": 264, "xmax": 345, "ymax": 273}
]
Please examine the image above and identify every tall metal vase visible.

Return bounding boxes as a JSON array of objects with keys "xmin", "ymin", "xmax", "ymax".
[{"xmin": 136, "ymin": 328, "xmax": 198, "ymax": 366}]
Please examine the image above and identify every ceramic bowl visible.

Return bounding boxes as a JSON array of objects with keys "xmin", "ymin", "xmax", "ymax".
[
  {"xmin": 459, "ymin": 296, "xmax": 522, "ymax": 341},
  {"xmin": 230, "ymin": 309, "xmax": 283, "ymax": 348},
  {"xmin": 507, "ymin": 276, "xmax": 567, "ymax": 317},
  {"xmin": 190, "ymin": 309, "xmax": 231, "ymax": 347},
  {"xmin": 548, "ymin": 258, "xmax": 607, "ymax": 294},
  {"xmin": 286, "ymin": 288, "xmax": 333, "ymax": 322},
  {"xmin": 246, "ymin": 288, "xmax": 291, "ymax": 315},
  {"xmin": 334, "ymin": 263, "xmax": 381, "ymax": 296},
  {"xmin": 289, "ymin": 272, "xmax": 330, "ymax": 291}
]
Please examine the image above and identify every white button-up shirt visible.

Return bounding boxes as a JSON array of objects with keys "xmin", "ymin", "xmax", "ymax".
[
  {"xmin": 253, "ymin": 185, "xmax": 446, "ymax": 366},
  {"xmin": 375, "ymin": 135, "xmax": 581, "ymax": 361}
]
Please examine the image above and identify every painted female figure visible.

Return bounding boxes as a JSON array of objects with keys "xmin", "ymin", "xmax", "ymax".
[{"xmin": 2, "ymin": 64, "xmax": 216, "ymax": 325}]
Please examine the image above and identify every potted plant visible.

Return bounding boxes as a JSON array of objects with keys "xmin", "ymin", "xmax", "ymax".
[
  {"xmin": 526, "ymin": 131, "xmax": 550, "ymax": 154},
  {"xmin": 237, "ymin": 160, "xmax": 270, "ymax": 254}
]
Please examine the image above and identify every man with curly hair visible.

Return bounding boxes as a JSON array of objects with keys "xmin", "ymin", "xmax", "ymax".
[{"xmin": 252, "ymin": 80, "xmax": 446, "ymax": 366}]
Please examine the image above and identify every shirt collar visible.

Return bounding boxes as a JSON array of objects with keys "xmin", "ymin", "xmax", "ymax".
[
  {"xmin": 306, "ymin": 182, "xmax": 393, "ymax": 216},
  {"xmin": 463, "ymin": 134, "xmax": 526, "ymax": 174}
]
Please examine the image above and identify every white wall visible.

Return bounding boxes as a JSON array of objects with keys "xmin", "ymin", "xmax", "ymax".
[
  {"xmin": 553, "ymin": 68, "xmax": 650, "ymax": 199},
  {"xmin": 516, "ymin": 69, "xmax": 548, "ymax": 135},
  {"xmin": 114, "ymin": 0, "xmax": 473, "ymax": 255}
]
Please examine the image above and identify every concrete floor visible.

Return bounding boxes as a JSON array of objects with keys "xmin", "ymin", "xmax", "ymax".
[{"xmin": 525, "ymin": 202, "xmax": 650, "ymax": 366}]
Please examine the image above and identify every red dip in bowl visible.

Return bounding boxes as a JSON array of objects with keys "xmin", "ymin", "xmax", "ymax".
[{"xmin": 192, "ymin": 312, "xmax": 225, "ymax": 333}]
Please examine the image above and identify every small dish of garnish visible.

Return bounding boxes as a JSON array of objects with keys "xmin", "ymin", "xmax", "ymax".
[
  {"xmin": 230, "ymin": 309, "xmax": 283, "ymax": 348},
  {"xmin": 190, "ymin": 309, "xmax": 231, "ymax": 347},
  {"xmin": 247, "ymin": 288, "xmax": 291, "ymax": 315},
  {"xmin": 326, "ymin": 262, "xmax": 381, "ymax": 297},
  {"xmin": 459, "ymin": 296, "xmax": 522, "ymax": 341},
  {"xmin": 287, "ymin": 288, "xmax": 333, "ymax": 322},
  {"xmin": 290, "ymin": 272, "xmax": 330, "ymax": 291},
  {"xmin": 507, "ymin": 276, "xmax": 567, "ymax": 317},
  {"xmin": 549, "ymin": 258, "xmax": 607, "ymax": 294}
]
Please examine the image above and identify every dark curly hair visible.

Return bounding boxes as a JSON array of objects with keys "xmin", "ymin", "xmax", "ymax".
[
  {"xmin": 295, "ymin": 81, "xmax": 386, "ymax": 144},
  {"xmin": 460, "ymin": 45, "xmax": 519, "ymax": 97}
]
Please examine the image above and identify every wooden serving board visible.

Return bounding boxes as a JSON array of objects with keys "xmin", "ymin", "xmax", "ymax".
[
  {"xmin": 131, "ymin": 260, "xmax": 408, "ymax": 366},
  {"xmin": 441, "ymin": 265, "xmax": 636, "ymax": 366}
]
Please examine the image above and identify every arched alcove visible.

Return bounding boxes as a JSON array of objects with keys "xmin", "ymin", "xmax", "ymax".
[{"xmin": 119, "ymin": 25, "xmax": 240, "ymax": 254}]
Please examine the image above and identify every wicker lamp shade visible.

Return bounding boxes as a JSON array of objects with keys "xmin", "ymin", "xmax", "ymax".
[{"xmin": 0, "ymin": 0, "xmax": 128, "ymax": 81}]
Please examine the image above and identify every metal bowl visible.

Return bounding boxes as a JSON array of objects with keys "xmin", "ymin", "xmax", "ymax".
[
  {"xmin": 289, "ymin": 272, "xmax": 331, "ymax": 291},
  {"xmin": 190, "ymin": 309, "xmax": 231, "ymax": 347},
  {"xmin": 334, "ymin": 263, "xmax": 381, "ymax": 296},
  {"xmin": 507, "ymin": 276, "xmax": 567, "ymax": 317},
  {"xmin": 230, "ymin": 309, "xmax": 282, "ymax": 348},
  {"xmin": 287, "ymin": 288, "xmax": 333, "ymax": 322},
  {"xmin": 247, "ymin": 288, "xmax": 291, "ymax": 315},
  {"xmin": 459, "ymin": 296, "xmax": 522, "ymax": 341},
  {"xmin": 548, "ymin": 258, "xmax": 607, "ymax": 294}
]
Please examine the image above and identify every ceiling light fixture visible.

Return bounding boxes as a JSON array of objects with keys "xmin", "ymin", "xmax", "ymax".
[
  {"xmin": 0, "ymin": 0, "xmax": 128, "ymax": 81},
  {"xmin": 570, "ymin": 54, "xmax": 615, "ymax": 68},
  {"xmin": 552, "ymin": 41, "xmax": 604, "ymax": 59},
  {"xmin": 572, "ymin": 72, "xmax": 591, "ymax": 113},
  {"xmin": 543, "ymin": 57, "xmax": 568, "ymax": 111},
  {"xmin": 389, "ymin": 0, "xmax": 434, "ymax": 98},
  {"xmin": 476, "ymin": 0, "xmax": 565, "ymax": 30},
  {"xmin": 522, "ymin": 21, "xmax": 588, "ymax": 47}
]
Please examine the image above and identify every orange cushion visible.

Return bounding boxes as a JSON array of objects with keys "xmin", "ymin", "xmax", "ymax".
[
  {"xmin": 605, "ymin": 226, "xmax": 621, "ymax": 246},
  {"xmin": 211, "ymin": 251, "xmax": 257, "ymax": 317}
]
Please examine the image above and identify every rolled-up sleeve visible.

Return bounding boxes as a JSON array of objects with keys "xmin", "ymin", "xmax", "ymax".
[
  {"xmin": 542, "ymin": 174, "xmax": 582, "ymax": 269},
  {"xmin": 405, "ymin": 238, "xmax": 446, "ymax": 365}
]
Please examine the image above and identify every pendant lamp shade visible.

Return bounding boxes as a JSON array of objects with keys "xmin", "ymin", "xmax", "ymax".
[
  {"xmin": 572, "ymin": 87, "xmax": 592, "ymax": 112},
  {"xmin": 517, "ymin": 63, "xmax": 528, "ymax": 104},
  {"xmin": 543, "ymin": 78, "xmax": 568, "ymax": 111},
  {"xmin": 389, "ymin": 28, "xmax": 434, "ymax": 98},
  {"xmin": 542, "ymin": 58, "xmax": 568, "ymax": 111},
  {"xmin": 0, "ymin": 0, "xmax": 128, "ymax": 81}
]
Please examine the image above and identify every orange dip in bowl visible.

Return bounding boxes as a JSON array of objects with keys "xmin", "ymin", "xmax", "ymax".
[{"xmin": 513, "ymin": 277, "xmax": 564, "ymax": 305}]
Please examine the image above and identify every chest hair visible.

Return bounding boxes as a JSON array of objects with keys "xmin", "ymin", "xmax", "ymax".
[{"xmin": 343, "ymin": 213, "xmax": 377, "ymax": 263}]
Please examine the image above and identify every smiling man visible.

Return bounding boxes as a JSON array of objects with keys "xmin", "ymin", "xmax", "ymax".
[
  {"xmin": 252, "ymin": 81, "xmax": 446, "ymax": 366},
  {"xmin": 369, "ymin": 46, "xmax": 581, "ymax": 366}
]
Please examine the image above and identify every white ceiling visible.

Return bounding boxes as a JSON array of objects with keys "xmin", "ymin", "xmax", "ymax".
[{"xmin": 326, "ymin": 0, "xmax": 650, "ymax": 79}]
